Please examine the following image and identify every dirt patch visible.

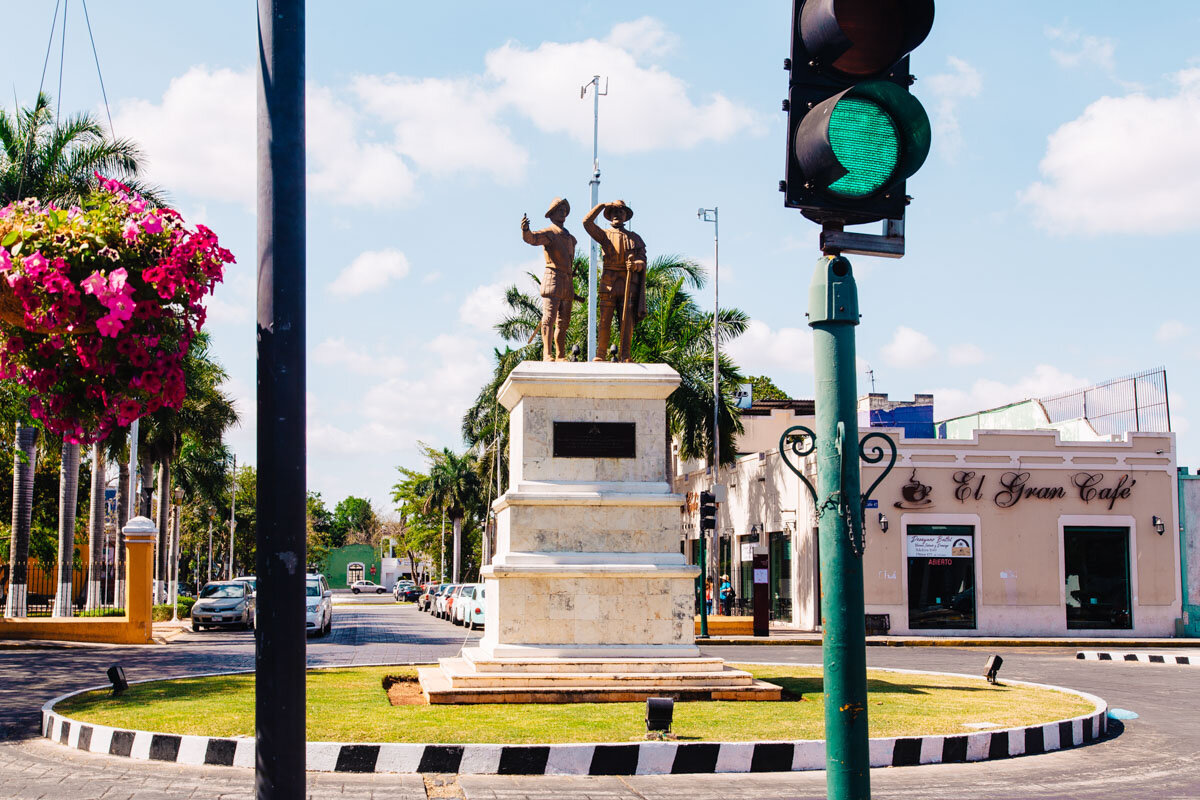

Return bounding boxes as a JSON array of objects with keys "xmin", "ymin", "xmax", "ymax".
[{"xmin": 383, "ymin": 673, "xmax": 427, "ymax": 706}]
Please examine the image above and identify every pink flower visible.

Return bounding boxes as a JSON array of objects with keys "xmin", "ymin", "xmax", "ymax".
[
  {"xmin": 141, "ymin": 213, "xmax": 163, "ymax": 235},
  {"xmin": 121, "ymin": 218, "xmax": 140, "ymax": 243},
  {"xmin": 96, "ymin": 313, "xmax": 124, "ymax": 338},
  {"xmin": 67, "ymin": 205, "xmax": 82, "ymax": 220},
  {"xmin": 116, "ymin": 399, "xmax": 141, "ymax": 426},
  {"xmin": 108, "ymin": 268, "xmax": 129, "ymax": 293},
  {"xmin": 23, "ymin": 251, "xmax": 48, "ymax": 272},
  {"xmin": 128, "ymin": 195, "xmax": 148, "ymax": 215},
  {"xmin": 0, "ymin": 247, "xmax": 11, "ymax": 272},
  {"xmin": 81, "ymin": 272, "xmax": 107, "ymax": 295},
  {"xmin": 104, "ymin": 293, "xmax": 136, "ymax": 321}
]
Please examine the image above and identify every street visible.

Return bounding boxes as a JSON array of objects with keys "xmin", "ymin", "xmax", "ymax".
[{"xmin": 1, "ymin": 605, "xmax": 1197, "ymax": 799}]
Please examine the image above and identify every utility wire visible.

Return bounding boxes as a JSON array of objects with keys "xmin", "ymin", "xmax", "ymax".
[
  {"xmin": 17, "ymin": 0, "xmax": 63, "ymax": 202},
  {"xmin": 80, "ymin": 0, "xmax": 114, "ymax": 135},
  {"xmin": 57, "ymin": 0, "xmax": 70, "ymax": 120}
]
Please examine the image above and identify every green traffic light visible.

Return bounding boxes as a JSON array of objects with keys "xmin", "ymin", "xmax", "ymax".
[{"xmin": 826, "ymin": 97, "xmax": 900, "ymax": 198}]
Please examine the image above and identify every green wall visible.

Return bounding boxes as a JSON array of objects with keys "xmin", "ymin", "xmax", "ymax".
[{"xmin": 321, "ymin": 544, "xmax": 380, "ymax": 589}]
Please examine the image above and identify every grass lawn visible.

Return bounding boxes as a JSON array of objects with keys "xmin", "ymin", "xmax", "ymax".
[{"xmin": 56, "ymin": 664, "xmax": 1095, "ymax": 744}]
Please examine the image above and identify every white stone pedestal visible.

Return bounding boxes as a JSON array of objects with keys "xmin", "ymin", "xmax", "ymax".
[{"xmin": 420, "ymin": 362, "xmax": 780, "ymax": 703}]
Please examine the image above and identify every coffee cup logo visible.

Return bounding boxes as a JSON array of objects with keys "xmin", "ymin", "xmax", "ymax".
[{"xmin": 894, "ymin": 469, "xmax": 933, "ymax": 509}]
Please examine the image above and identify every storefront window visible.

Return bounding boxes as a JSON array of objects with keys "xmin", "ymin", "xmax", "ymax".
[
  {"xmin": 739, "ymin": 539, "xmax": 754, "ymax": 608},
  {"xmin": 906, "ymin": 525, "xmax": 975, "ymax": 629},
  {"xmin": 769, "ymin": 531, "xmax": 792, "ymax": 622},
  {"xmin": 1065, "ymin": 527, "xmax": 1132, "ymax": 630}
]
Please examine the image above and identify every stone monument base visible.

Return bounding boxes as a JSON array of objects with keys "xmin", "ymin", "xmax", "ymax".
[{"xmin": 419, "ymin": 647, "xmax": 782, "ymax": 704}]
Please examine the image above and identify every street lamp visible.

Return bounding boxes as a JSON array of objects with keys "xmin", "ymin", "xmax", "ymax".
[{"xmin": 697, "ymin": 206, "xmax": 720, "ymax": 634}]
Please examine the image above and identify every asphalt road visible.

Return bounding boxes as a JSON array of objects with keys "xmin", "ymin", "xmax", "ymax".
[{"xmin": 0, "ymin": 605, "xmax": 1196, "ymax": 800}]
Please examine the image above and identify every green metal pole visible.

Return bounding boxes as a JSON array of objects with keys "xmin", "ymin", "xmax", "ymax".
[
  {"xmin": 698, "ymin": 527, "xmax": 709, "ymax": 637},
  {"xmin": 808, "ymin": 254, "xmax": 869, "ymax": 799}
]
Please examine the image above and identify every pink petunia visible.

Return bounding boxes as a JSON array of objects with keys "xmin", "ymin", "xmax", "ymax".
[
  {"xmin": 121, "ymin": 218, "xmax": 140, "ymax": 243},
  {"xmin": 96, "ymin": 313, "xmax": 124, "ymax": 338},
  {"xmin": 141, "ymin": 214, "xmax": 163, "ymax": 235},
  {"xmin": 81, "ymin": 272, "xmax": 107, "ymax": 295},
  {"xmin": 108, "ymin": 268, "xmax": 129, "ymax": 292},
  {"xmin": 104, "ymin": 293, "xmax": 136, "ymax": 321},
  {"xmin": 23, "ymin": 251, "xmax": 48, "ymax": 272},
  {"xmin": 128, "ymin": 195, "xmax": 148, "ymax": 215},
  {"xmin": 0, "ymin": 247, "xmax": 10, "ymax": 272}
]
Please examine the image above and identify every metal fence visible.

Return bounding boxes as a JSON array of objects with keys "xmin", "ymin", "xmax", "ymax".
[
  {"xmin": 1040, "ymin": 367, "xmax": 1170, "ymax": 437},
  {"xmin": 1, "ymin": 560, "xmax": 124, "ymax": 617}
]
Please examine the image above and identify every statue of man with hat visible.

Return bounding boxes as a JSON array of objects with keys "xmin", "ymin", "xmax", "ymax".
[
  {"xmin": 521, "ymin": 198, "xmax": 578, "ymax": 362},
  {"xmin": 583, "ymin": 200, "xmax": 647, "ymax": 362}
]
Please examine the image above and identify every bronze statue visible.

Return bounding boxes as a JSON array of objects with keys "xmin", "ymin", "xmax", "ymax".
[
  {"xmin": 583, "ymin": 200, "xmax": 647, "ymax": 362},
  {"xmin": 521, "ymin": 198, "xmax": 578, "ymax": 362}
]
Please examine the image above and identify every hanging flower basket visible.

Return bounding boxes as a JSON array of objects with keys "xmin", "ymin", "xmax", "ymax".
[{"xmin": 0, "ymin": 174, "xmax": 233, "ymax": 443}]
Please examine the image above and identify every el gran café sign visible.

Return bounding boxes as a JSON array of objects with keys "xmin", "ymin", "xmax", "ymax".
[{"xmin": 895, "ymin": 469, "xmax": 1136, "ymax": 511}]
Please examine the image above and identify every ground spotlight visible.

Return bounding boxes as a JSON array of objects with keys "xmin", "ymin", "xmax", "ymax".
[
  {"xmin": 107, "ymin": 665, "xmax": 128, "ymax": 696},
  {"xmin": 646, "ymin": 697, "xmax": 674, "ymax": 733},
  {"xmin": 984, "ymin": 655, "xmax": 1003, "ymax": 685}
]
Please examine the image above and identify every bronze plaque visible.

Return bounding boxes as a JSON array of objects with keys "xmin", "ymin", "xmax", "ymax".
[{"xmin": 553, "ymin": 422, "xmax": 636, "ymax": 459}]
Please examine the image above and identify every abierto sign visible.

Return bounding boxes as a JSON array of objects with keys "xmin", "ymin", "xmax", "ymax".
[{"xmin": 906, "ymin": 535, "xmax": 973, "ymax": 559}]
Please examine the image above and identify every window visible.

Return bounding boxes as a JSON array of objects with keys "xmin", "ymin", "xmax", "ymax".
[
  {"xmin": 1064, "ymin": 527, "xmax": 1131, "ymax": 630},
  {"xmin": 768, "ymin": 531, "xmax": 792, "ymax": 622},
  {"xmin": 907, "ymin": 525, "xmax": 975, "ymax": 629},
  {"xmin": 347, "ymin": 563, "xmax": 364, "ymax": 584}
]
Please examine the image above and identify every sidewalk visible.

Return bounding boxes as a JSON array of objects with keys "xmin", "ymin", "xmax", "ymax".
[{"xmin": 701, "ymin": 628, "xmax": 1200, "ymax": 648}]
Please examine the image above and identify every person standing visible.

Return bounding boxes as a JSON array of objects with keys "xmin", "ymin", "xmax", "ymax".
[
  {"xmin": 521, "ymin": 198, "xmax": 578, "ymax": 362},
  {"xmin": 719, "ymin": 574, "xmax": 734, "ymax": 616}
]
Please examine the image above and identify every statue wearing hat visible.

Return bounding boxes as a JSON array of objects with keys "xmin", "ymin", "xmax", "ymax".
[
  {"xmin": 521, "ymin": 198, "xmax": 578, "ymax": 362},
  {"xmin": 583, "ymin": 200, "xmax": 647, "ymax": 362}
]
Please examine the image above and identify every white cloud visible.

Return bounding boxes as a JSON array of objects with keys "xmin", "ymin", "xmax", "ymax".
[
  {"xmin": 202, "ymin": 293, "xmax": 252, "ymax": 325},
  {"xmin": 933, "ymin": 365, "xmax": 1088, "ymax": 420},
  {"xmin": 1046, "ymin": 26, "xmax": 1116, "ymax": 74},
  {"xmin": 880, "ymin": 326, "xmax": 937, "ymax": 369},
  {"xmin": 486, "ymin": 21, "xmax": 762, "ymax": 153},
  {"xmin": 312, "ymin": 337, "xmax": 406, "ymax": 377},
  {"xmin": 726, "ymin": 320, "xmax": 814, "ymax": 377},
  {"xmin": 350, "ymin": 75, "xmax": 527, "ymax": 183},
  {"xmin": 1156, "ymin": 320, "xmax": 1189, "ymax": 343},
  {"xmin": 458, "ymin": 261, "xmax": 541, "ymax": 335},
  {"xmin": 1021, "ymin": 69, "xmax": 1200, "ymax": 233},
  {"xmin": 925, "ymin": 57, "xmax": 982, "ymax": 162},
  {"xmin": 947, "ymin": 343, "xmax": 986, "ymax": 367},
  {"xmin": 330, "ymin": 249, "xmax": 411, "ymax": 297},
  {"xmin": 113, "ymin": 67, "xmax": 255, "ymax": 207}
]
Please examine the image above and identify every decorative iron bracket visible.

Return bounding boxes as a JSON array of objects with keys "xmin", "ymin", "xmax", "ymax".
[{"xmin": 777, "ymin": 425, "xmax": 898, "ymax": 557}]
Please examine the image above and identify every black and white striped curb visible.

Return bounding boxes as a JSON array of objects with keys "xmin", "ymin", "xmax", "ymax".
[
  {"xmin": 40, "ymin": 668, "xmax": 1108, "ymax": 775},
  {"xmin": 1077, "ymin": 650, "xmax": 1198, "ymax": 666}
]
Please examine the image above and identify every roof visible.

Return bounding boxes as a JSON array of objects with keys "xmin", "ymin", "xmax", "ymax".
[{"xmin": 741, "ymin": 398, "xmax": 815, "ymax": 417}]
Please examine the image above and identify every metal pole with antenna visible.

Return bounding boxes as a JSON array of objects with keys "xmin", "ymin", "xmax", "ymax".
[{"xmin": 581, "ymin": 75, "xmax": 607, "ymax": 361}]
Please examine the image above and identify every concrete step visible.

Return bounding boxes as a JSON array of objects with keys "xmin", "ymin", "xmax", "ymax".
[
  {"xmin": 417, "ymin": 667, "xmax": 783, "ymax": 705},
  {"xmin": 459, "ymin": 650, "xmax": 729, "ymax": 674},
  {"xmin": 442, "ymin": 667, "xmax": 756, "ymax": 689}
]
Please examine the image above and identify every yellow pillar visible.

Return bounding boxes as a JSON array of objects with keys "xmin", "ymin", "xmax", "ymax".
[{"xmin": 123, "ymin": 516, "xmax": 157, "ymax": 644}]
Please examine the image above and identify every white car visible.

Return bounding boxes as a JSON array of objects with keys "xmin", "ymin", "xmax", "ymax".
[
  {"xmin": 306, "ymin": 574, "xmax": 333, "ymax": 636},
  {"xmin": 453, "ymin": 584, "xmax": 483, "ymax": 626},
  {"xmin": 350, "ymin": 580, "xmax": 387, "ymax": 594},
  {"xmin": 435, "ymin": 584, "xmax": 459, "ymax": 619}
]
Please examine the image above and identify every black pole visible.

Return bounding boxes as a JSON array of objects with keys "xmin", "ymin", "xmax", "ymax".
[{"xmin": 256, "ymin": 1, "xmax": 306, "ymax": 797}]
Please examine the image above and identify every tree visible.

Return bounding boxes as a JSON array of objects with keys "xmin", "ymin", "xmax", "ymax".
[
  {"xmin": 391, "ymin": 468, "xmax": 448, "ymax": 584},
  {"xmin": 306, "ymin": 491, "xmax": 332, "ymax": 569},
  {"xmin": 746, "ymin": 375, "xmax": 790, "ymax": 402},
  {"xmin": 329, "ymin": 496, "xmax": 377, "ymax": 548},
  {"xmin": 0, "ymin": 92, "xmax": 160, "ymax": 207},
  {"xmin": 412, "ymin": 445, "xmax": 481, "ymax": 583},
  {"xmin": 51, "ymin": 441, "xmax": 80, "ymax": 616}
]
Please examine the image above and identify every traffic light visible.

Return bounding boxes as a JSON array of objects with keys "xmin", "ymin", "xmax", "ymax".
[
  {"xmin": 783, "ymin": 0, "xmax": 934, "ymax": 226},
  {"xmin": 699, "ymin": 491, "xmax": 717, "ymax": 532}
]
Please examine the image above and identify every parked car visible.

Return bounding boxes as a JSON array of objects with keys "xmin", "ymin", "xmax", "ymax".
[
  {"xmin": 306, "ymin": 574, "xmax": 333, "ymax": 637},
  {"xmin": 191, "ymin": 581, "xmax": 256, "ymax": 631},
  {"xmin": 453, "ymin": 584, "xmax": 483, "ymax": 626},
  {"xmin": 392, "ymin": 580, "xmax": 419, "ymax": 601},
  {"xmin": 465, "ymin": 584, "xmax": 486, "ymax": 631},
  {"xmin": 436, "ymin": 584, "xmax": 460, "ymax": 619},
  {"xmin": 233, "ymin": 575, "xmax": 257, "ymax": 594},
  {"xmin": 430, "ymin": 583, "xmax": 453, "ymax": 615},
  {"xmin": 351, "ymin": 580, "xmax": 387, "ymax": 594},
  {"xmin": 416, "ymin": 583, "xmax": 441, "ymax": 611}
]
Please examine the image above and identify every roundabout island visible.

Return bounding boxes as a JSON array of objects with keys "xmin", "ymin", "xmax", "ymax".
[{"xmin": 42, "ymin": 662, "xmax": 1107, "ymax": 775}]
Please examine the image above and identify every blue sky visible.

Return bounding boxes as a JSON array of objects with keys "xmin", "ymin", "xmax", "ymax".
[{"xmin": 4, "ymin": 2, "xmax": 1199, "ymax": 508}]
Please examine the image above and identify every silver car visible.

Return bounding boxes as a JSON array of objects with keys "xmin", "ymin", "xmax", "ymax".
[{"xmin": 192, "ymin": 581, "xmax": 255, "ymax": 631}]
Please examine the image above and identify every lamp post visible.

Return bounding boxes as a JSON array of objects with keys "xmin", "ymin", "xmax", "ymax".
[{"xmin": 697, "ymin": 206, "xmax": 720, "ymax": 618}]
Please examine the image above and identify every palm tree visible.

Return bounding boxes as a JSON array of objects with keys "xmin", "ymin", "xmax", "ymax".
[
  {"xmin": 0, "ymin": 92, "xmax": 160, "ymax": 206},
  {"xmin": 84, "ymin": 442, "xmax": 106, "ymax": 611},
  {"xmin": 139, "ymin": 333, "xmax": 238, "ymax": 600},
  {"xmin": 4, "ymin": 422, "xmax": 38, "ymax": 616},
  {"xmin": 414, "ymin": 445, "xmax": 481, "ymax": 583},
  {"xmin": 51, "ymin": 442, "xmax": 80, "ymax": 616}
]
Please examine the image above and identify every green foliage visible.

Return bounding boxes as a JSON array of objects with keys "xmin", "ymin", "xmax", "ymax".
[
  {"xmin": 746, "ymin": 375, "xmax": 791, "ymax": 402},
  {"xmin": 329, "ymin": 496, "xmax": 377, "ymax": 548},
  {"xmin": 151, "ymin": 599, "xmax": 193, "ymax": 621}
]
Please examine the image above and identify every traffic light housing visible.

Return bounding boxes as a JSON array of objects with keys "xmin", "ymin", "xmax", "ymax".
[
  {"xmin": 783, "ymin": 0, "xmax": 934, "ymax": 226},
  {"xmin": 698, "ymin": 491, "xmax": 717, "ymax": 532}
]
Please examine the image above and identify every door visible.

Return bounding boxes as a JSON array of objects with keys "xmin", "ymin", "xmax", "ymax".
[
  {"xmin": 347, "ymin": 562, "xmax": 364, "ymax": 585},
  {"xmin": 906, "ymin": 525, "xmax": 976, "ymax": 629},
  {"xmin": 1064, "ymin": 527, "xmax": 1132, "ymax": 629},
  {"xmin": 768, "ymin": 531, "xmax": 792, "ymax": 622}
]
